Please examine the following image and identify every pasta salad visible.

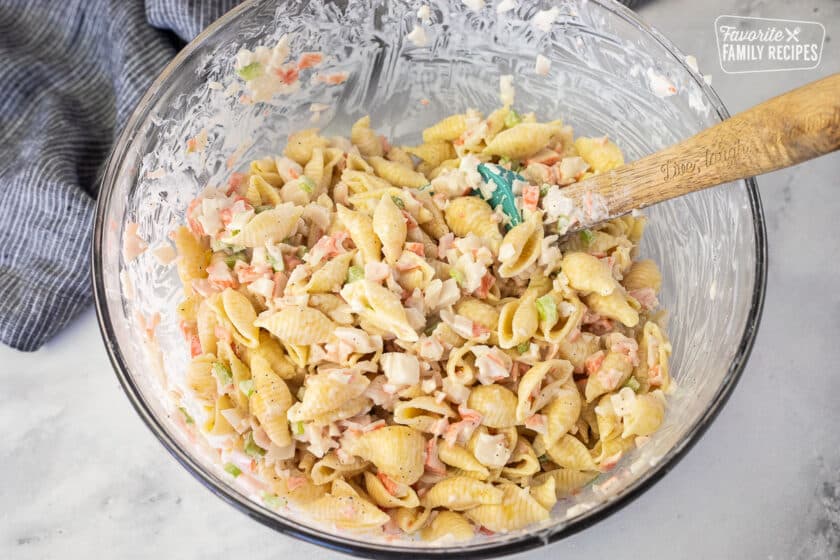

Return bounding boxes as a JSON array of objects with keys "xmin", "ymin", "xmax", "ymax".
[{"xmin": 173, "ymin": 106, "xmax": 672, "ymax": 539}]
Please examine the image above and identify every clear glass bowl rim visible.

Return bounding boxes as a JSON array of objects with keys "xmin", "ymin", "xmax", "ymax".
[{"xmin": 91, "ymin": 0, "xmax": 768, "ymax": 557}]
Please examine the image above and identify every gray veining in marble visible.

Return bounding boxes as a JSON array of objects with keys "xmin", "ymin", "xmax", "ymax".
[{"xmin": 1, "ymin": 0, "xmax": 839, "ymax": 558}]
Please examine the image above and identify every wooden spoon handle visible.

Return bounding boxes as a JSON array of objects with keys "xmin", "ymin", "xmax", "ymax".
[{"xmin": 564, "ymin": 73, "xmax": 840, "ymax": 227}]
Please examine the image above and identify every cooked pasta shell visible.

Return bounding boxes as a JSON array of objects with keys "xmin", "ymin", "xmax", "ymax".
[
  {"xmin": 500, "ymin": 440, "xmax": 540, "ymax": 479},
  {"xmin": 255, "ymin": 305, "xmax": 335, "ymax": 345},
  {"xmin": 464, "ymin": 483, "xmax": 549, "ymax": 533},
  {"xmin": 420, "ymin": 511, "xmax": 475, "ymax": 542},
  {"xmin": 545, "ymin": 434, "xmax": 598, "ymax": 472},
  {"xmin": 584, "ymin": 288, "xmax": 640, "ymax": 328},
  {"xmin": 437, "ymin": 442, "xmax": 490, "ymax": 479},
  {"xmin": 221, "ymin": 288, "xmax": 259, "ymax": 348},
  {"xmin": 585, "ymin": 351, "xmax": 634, "ymax": 403},
  {"xmin": 498, "ymin": 212, "xmax": 543, "ymax": 278},
  {"xmin": 595, "ymin": 394, "xmax": 622, "ymax": 442},
  {"xmin": 246, "ymin": 173, "xmax": 282, "ymax": 207},
  {"xmin": 405, "ymin": 142, "xmax": 457, "ymax": 167},
  {"xmin": 244, "ymin": 332, "xmax": 298, "ymax": 381},
  {"xmin": 483, "ymin": 123, "xmax": 555, "ymax": 159},
  {"xmin": 623, "ymin": 259, "xmax": 662, "ymax": 293},
  {"xmin": 485, "ymin": 106, "xmax": 509, "ymax": 143},
  {"xmin": 386, "ymin": 146, "xmax": 414, "ymax": 168},
  {"xmin": 310, "ymin": 453, "xmax": 368, "ymax": 485},
  {"xmin": 303, "ymin": 480, "xmax": 390, "ymax": 529},
  {"xmin": 394, "ymin": 507, "xmax": 432, "ymax": 534},
  {"xmin": 444, "ymin": 196, "xmax": 502, "ymax": 253},
  {"xmin": 284, "ymin": 128, "xmax": 329, "ymax": 165},
  {"xmin": 394, "ymin": 396, "xmax": 455, "ymax": 433},
  {"xmin": 635, "ymin": 321, "xmax": 672, "ymax": 392},
  {"xmin": 207, "ymin": 394, "xmax": 236, "ymax": 437},
  {"xmin": 591, "ymin": 435, "xmax": 635, "ymax": 468},
  {"xmin": 422, "ymin": 114, "xmax": 467, "ymax": 143},
  {"xmin": 455, "ymin": 298, "xmax": 500, "ymax": 346},
  {"xmin": 369, "ymin": 156, "xmax": 428, "ymax": 188},
  {"xmin": 467, "ymin": 427, "xmax": 517, "ymax": 469},
  {"xmin": 341, "ymin": 169, "xmax": 393, "ymax": 194},
  {"xmin": 293, "ymin": 370, "xmax": 369, "ymax": 421},
  {"xmin": 250, "ymin": 354, "xmax": 293, "ymax": 447},
  {"xmin": 422, "ymin": 476, "xmax": 503, "ymax": 510},
  {"xmin": 529, "ymin": 475, "xmax": 557, "ymax": 511},
  {"xmin": 467, "ymin": 384, "xmax": 517, "ymax": 428},
  {"xmin": 556, "ymin": 332, "xmax": 600, "ymax": 374},
  {"xmin": 219, "ymin": 343, "xmax": 250, "ymax": 412},
  {"xmin": 622, "ymin": 392, "xmax": 666, "ymax": 437},
  {"xmin": 532, "ymin": 469, "xmax": 597, "ymax": 499},
  {"xmin": 186, "ymin": 353, "xmax": 217, "ymax": 402},
  {"xmin": 195, "ymin": 298, "xmax": 218, "ymax": 355},
  {"xmin": 574, "ymin": 136, "xmax": 624, "ymax": 173},
  {"xmin": 413, "ymin": 190, "xmax": 449, "ymax": 240},
  {"xmin": 544, "ymin": 382, "xmax": 582, "ymax": 446},
  {"xmin": 373, "ymin": 193, "xmax": 407, "ymax": 265},
  {"xmin": 336, "ymin": 204, "xmax": 381, "ymax": 262},
  {"xmin": 561, "ymin": 252, "xmax": 617, "ymax": 296},
  {"xmin": 306, "ymin": 251, "xmax": 356, "ymax": 293},
  {"xmin": 361, "ymin": 280, "xmax": 419, "ymax": 342},
  {"xmin": 351, "ymin": 116, "xmax": 384, "ymax": 157},
  {"xmin": 497, "ymin": 294, "xmax": 539, "ymax": 349},
  {"xmin": 348, "ymin": 425, "xmax": 425, "ymax": 484},
  {"xmin": 173, "ymin": 226, "xmax": 209, "ymax": 293},
  {"xmin": 226, "ymin": 204, "xmax": 303, "ymax": 247},
  {"xmin": 363, "ymin": 471, "xmax": 420, "ymax": 508},
  {"xmin": 515, "ymin": 359, "xmax": 574, "ymax": 422},
  {"xmin": 541, "ymin": 293, "xmax": 585, "ymax": 343},
  {"xmin": 249, "ymin": 158, "xmax": 283, "ymax": 186}
]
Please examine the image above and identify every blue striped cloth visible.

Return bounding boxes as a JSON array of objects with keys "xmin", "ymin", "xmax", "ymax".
[{"xmin": 0, "ymin": 0, "xmax": 241, "ymax": 351}]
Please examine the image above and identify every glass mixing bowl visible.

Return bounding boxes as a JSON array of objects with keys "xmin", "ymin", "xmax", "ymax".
[{"xmin": 92, "ymin": 0, "xmax": 766, "ymax": 557}]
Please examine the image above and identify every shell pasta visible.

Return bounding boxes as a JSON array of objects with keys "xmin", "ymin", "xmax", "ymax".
[{"xmin": 173, "ymin": 106, "xmax": 673, "ymax": 539}]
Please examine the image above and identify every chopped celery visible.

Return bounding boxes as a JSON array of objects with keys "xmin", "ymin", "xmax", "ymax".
[
  {"xmin": 239, "ymin": 379, "xmax": 254, "ymax": 397},
  {"xmin": 237, "ymin": 62, "xmax": 262, "ymax": 81},
  {"xmin": 556, "ymin": 215, "xmax": 571, "ymax": 234},
  {"xmin": 623, "ymin": 376, "xmax": 641, "ymax": 392},
  {"xmin": 212, "ymin": 362, "xmax": 233, "ymax": 385},
  {"xmin": 391, "ymin": 195, "xmax": 405, "ymax": 209},
  {"xmin": 504, "ymin": 109, "xmax": 522, "ymax": 128},
  {"xmin": 347, "ymin": 265, "xmax": 364, "ymax": 283},
  {"xmin": 293, "ymin": 421, "xmax": 305, "ymax": 436},
  {"xmin": 539, "ymin": 184, "xmax": 549, "ymax": 197},
  {"xmin": 223, "ymin": 251, "xmax": 246, "ymax": 269},
  {"xmin": 244, "ymin": 432, "xmax": 266, "ymax": 458},
  {"xmin": 255, "ymin": 205, "xmax": 273, "ymax": 213},
  {"xmin": 449, "ymin": 268, "xmax": 465, "ymax": 286},
  {"xmin": 535, "ymin": 294, "xmax": 558, "ymax": 326},
  {"xmin": 178, "ymin": 406, "xmax": 194, "ymax": 424},
  {"xmin": 299, "ymin": 176, "xmax": 315, "ymax": 193},
  {"xmin": 423, "ymin": 321, "xmax": 439, "ymax": 335},
  {"xmin": 267, "ymin": 254, "xmax": 284, "ymax": 272},
  {"xmin": 263, "ymin": 493, "xmax": 287, "ymax": 509},
  {"xmin": 579, "ymin": 229, "xmax": 595, "ymax": 246},
  {"xmin": 224, "ymin": 463, "xmax": 242, "ymax": 477},
  {"xmin": 516, "ymin": 342, "xmax": 530, "ymax": 354}
]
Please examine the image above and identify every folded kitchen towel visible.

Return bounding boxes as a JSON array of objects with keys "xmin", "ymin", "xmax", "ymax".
[
  {"xmin": 0, "ymin": 0, "xmax": 242, "ymax": 351},
  {"xmin": 0, "ymin": 0, "xmax": 642, "ymax": 352}
]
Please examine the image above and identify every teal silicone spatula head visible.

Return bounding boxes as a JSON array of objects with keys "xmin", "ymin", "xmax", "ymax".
[{"xmin": 475, "ymin": 163, "xmax": 524, "ymax": 230}]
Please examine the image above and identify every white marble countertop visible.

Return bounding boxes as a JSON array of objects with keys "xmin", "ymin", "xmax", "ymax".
[{"xmin": 2, "ymin": 0, "xmax": 839, "ymax": 558}]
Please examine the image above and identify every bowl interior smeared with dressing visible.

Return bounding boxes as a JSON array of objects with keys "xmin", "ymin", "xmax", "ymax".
[{"xmin": 93, "ymin": 0, "xmax": 766, "ymax": 556}]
